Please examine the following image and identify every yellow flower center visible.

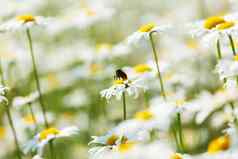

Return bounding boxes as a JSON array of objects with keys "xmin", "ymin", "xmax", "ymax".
[
  {"xmin": 16, "ymin": 14, "xmax": 36, "ymax": 23},
  {"xmin": 113, "ymin": 79, "xmax": 124, "ymax": 85},
  {"xmin": 234, "ymin": 55, "xmax": 238, "ymax": 61},
  {"xmin": 139, "ymin": 23, "xmax": 156, "ymax": 32},
  {"xmin": 216, "ymin": 21, "xmax": 235, "ymax": 30},
  {"xmin": 135, "ymin": 110, "xmax": 154, "ymax": 121},
  {"xmin": 118, "ymin": 141, "xmax": 135, "ymax": 153},
  {"xmin": 23, "ymin": 114, "xmax": 36, "ymax": 125},
  {"xmin": 170, "ymin": 153, "xmax": 183, "ymax": 159},
  {"xmin": 0, "ymin": 127, "xmax": 6, "ymax": 139},
  {"xmin": 39, "ymin": 128, "xmax": 60, "ymax": 141},
  {"xmin": 176, "ymin": 99, "xmax": 185, "ymax": 107},
  {"xmin": 208, "ymin": 135, "xmax": 230, "ymax": 154},
  {"xmin": 96, "ymin": 43, "xmax": 112, "ymax": 53},
  {"xmin": 106, "ymin": 135, "xmax": 119, "ymax": 146},
  {"xmin": 204, "ymin": 16, "xmax": 225, "ymax": 29},
  {"xmin": 133, "ymin": 64, "xmax": 152, "ymax": 73}
]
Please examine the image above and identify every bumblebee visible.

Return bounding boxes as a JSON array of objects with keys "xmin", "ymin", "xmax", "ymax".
[
  {"xmin": 115, "ymin": 69, "xmax": 128, "ymax": 81},
  {"xmin": 114, "ymin": 69, "xmax": 129, "ymax": 88}
]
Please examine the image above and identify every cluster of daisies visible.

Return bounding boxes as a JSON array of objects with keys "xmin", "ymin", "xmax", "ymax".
[
  {"xmin": 88, "ymin": 12, "xmax": 238, "ymax": 159},
  {"xmin": 1, "ymin": 1, "xmax": 238, "ymax": 159},
  {"xmin": 0, "ymin": 14, "xmax": 80, "ymax": 159}
]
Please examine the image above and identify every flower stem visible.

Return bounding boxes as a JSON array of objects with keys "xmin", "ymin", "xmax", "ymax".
[
  {"xmin": 149, "ymin": 31, "xmax": 166, "ymax": 100},
  {"xmin": 172, "ymin": 126, "xmax": 181, "ymax": 152},
  {"xmin": 6, "ymin": 107, "xmax": 22, "ymax": 159},
  {"xmin": 26, "ymin": 28, "xmax": 55, "ymax": 159},
  {"xmin": 228, "ymin": 34, "xmax": 236, "ymax": 56},
  {"xmin": 172, "ymin": 111, "xmax": 185, "ymax": 153},
  {"xmin": 216, "ymin": 39, "xmax": 222, "ymax": 59},
  {"xmin": 28, "ymin": 103, "xmax": 38, "ymax": 133},
  {"xmin": 49, "ymin": 141, "xmax": 56, "ymax": 159},
  {"xmin": 177, "ymin": 112, "xmax": 185, "ymax": 153},
  {"xmin": 229, "ymin": 102, "xmax": 238, "ymax": 124},
  {"xmin": 216, "ymin": 39, "xmax": 227, "ymax": 83},
  {"xmin": 0, "ymin": 60, "xmax": 22, "ymax": 159},
  {"xmin": 143, "ymin": 91, "xmax": 149, "ymax": 108},
  {"xmin": 122, "ymin": 92, "xmax": 127, "ymax": 120},
  {"xmin": 227, "ymin": 34, "xmax": 238, "ymax": 85},
  {"xmin": 0, "ymin": 60, "xmax": 5, "ymax": 86},
  {"xmin": 26, "ymin": 28, "xmax": 49, "ymax": 128}
]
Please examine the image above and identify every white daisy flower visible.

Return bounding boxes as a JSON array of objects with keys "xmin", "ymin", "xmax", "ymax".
[
  {"xmin": 127, "ymin": 22, "xmax": 170, "ymax": 47},
  {"xmin": 89, "ymin": 132, "xmax": 137, "ymax": 159},
  {"xmin": 24, "ymin": 126, "xmax": 79, "ymax": 156},
  {"xmin": 100, "ymin": 69, "xmax": 147, "ymax": 100},
  {"xmin": 89, "ymin": 132, "xmax": 120, "ymax": 149},
  {"xmin": 190, "ymin": 13, "xmax": 238, "ymax": 43},
  {"xmin": 0, "ymin": 14, "xmax": 50, "ymax": 32}
]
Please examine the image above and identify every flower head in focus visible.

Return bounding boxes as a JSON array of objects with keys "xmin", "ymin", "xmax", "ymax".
[
  {"xmin": 190, "ymin": 13, "xmax": 238, "ymax": 43},
  {"xmin": 100, "ymin": 69, "xmax": 146, "ymax": 100}
]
